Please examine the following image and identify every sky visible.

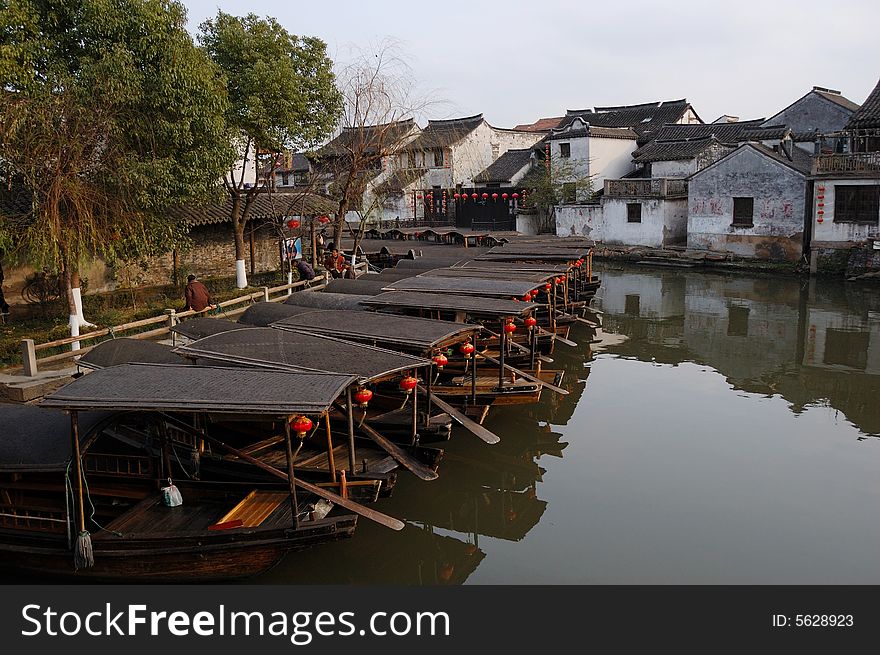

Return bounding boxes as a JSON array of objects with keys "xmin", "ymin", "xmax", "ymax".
[{"xmin": 182, "ymin": 0, "xmax": 880, "ymax": 128}]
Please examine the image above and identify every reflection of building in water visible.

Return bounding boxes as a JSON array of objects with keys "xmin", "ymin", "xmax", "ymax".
[
  {"xmin": 682, "ymin": 275, "xmax": 801, "ymax": 391},
  {"xmin": 596, "ymin": 264, "xmax": 880, "ymax": 436}
]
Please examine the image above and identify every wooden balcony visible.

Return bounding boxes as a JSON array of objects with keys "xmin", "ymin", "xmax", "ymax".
[
  {"xmin": 814, "ymin": 152, "xmax": 880, "ymax": 175},
  {"xmin": 604, "ymin": 178, "xmax": 688, "ymax": 198}
]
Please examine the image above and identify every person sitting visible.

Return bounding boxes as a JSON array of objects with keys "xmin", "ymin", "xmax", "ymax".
[
  {"xmin": 323, "ymin": 248, "xmax": 345, "ymax": 278},
  {"xmin": 184, "ymin": 274, "xmax": 215, "ymax": 312},
  {"xmin": 295, "ymin": 258, "xmax": 316, "ymax": 281},
  {"xmin": 342, "ymin": 262, "xmax": 357, "ymax": 279}
]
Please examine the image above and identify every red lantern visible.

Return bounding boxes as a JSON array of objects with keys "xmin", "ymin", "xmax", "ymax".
[
  {"xmin": 575, "ymin": 259, "xmax": 583, "ymax": 267},
  {"xmin": 522, "ymin": 293, "xmax": 532, "ymax": 302},
  {"xmin": 502, "ymin": 193, "xmax": 508, "ymax": 200},
  {"xmin": 290, "ymin": 415, "xmax": 313, "ymax": 438},
  {"xmin": 471, "ymin": 193, "xmax": 478, "ymax": 199},
  {"xmin": 416, "ymin": 194, "xmax": 423, "ymax": 199},
  {"xmin": 459, "ymin": 341, "xmax": 475, "ymax": 356},
  {"xmin": 543, "ymin": 283, "xmax": 552, "ymax": 291},
  {"xmin": 503, "ymin": 321, "xmax": 516, "ymax": 335},
  {"xmin": 454, "ymin": 193, "xmax": 461, "ymax": 200},
  {"xmin": 481, "ymin": 192, "xmax": 489, "ymax": 199},
  {"xmin": 556, "ymin": 276, "xmax": 565, "ymax": 284},
  {"xmin": 399, "ymin": 375, "xmax": 418, "ymax": 394},
  {"xmin": 491, "ymin": 193, "xmax": 498, "ymax": 200},
  {"xmin": 354, "ymin": 387, "xmax": 373, "ymax": 408},
  {"xmin": 318, "ymin": 215, "xmax": 330, "ymax": 224},
  {"xmin": 512, "ymin": 193, "xmax": 519, "ymax": 199},
  {"xmin": 524, "ymin": 316, "xmax": 537, "ymax": 329},
  {"xmin": 287, "ymin": 219, "xmax": 300, "ymax": 229},
  {"xmin": 432, "ymin": 353, "xmax": 448, "ymax": 369}
]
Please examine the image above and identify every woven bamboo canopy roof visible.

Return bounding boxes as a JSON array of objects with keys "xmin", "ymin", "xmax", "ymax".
[
  {"xmin": 379, "ymin": 275, "xmax": 539, "ymax": 298},
  {"xmin": 175, "ymin": 327, "xmax": 431, "ymax": 382},
  {"xmin": 77, "ymin": 338, "xmax": 183, "ymax": 370},
  {"xmin": 41, "ymin": 363, "xmax": 356, "ymax": 414},
  {"xmin": 361, "ymin": 291, "xmax": 537, "ymax": 318},
  {"xmin": 271, "ymin": 309, "xmax": 480, "ymax": 351},
  {"xmin": 170, "ymin": 317, "xmax": 247, "ymax": 341}
]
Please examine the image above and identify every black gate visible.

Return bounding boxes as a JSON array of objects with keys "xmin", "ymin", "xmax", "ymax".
[{"xmin": 454, "ymin": 187, "xmax": 517, "ymax": 231}]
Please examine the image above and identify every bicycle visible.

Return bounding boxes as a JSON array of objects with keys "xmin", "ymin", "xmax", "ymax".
[{"xmin": 21, "ymin": 270, "xmax": 64, "ymax": 306}]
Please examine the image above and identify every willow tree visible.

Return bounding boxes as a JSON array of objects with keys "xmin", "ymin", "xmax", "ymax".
[
  {"xmin": 0, "ymin": 0, "xmax": 233, "ymax": 340},
  {"xmin": 199, "ymin": 12, "xmax": 341, "ymax": 288}
]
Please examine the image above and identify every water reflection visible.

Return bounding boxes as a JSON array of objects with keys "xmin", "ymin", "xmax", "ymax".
[{"xmin": 597, "ymin": 265, "xmax": 880, "ymax": 436}]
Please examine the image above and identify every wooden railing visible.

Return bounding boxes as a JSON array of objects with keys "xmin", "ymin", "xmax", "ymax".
[
  {"xmin": 604, "ymin": 178, "xmax": 689, "ymax": 198},
  {"xmin": 813, "ymin": 152, "xmax": 880, "ymax": 174},
  {"xmin": 16, "ymin": 265, "xmax": 365, "ymax": 377}
]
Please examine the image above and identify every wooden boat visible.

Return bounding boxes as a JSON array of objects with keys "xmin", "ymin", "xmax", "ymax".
[{"xmin": 1, "ymin": 362, "xmax": 421, "ymax": 580}]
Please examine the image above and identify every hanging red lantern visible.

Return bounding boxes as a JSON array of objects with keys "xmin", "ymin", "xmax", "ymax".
[
  {"xmin": 502, "ymin": 193, "xmax": 508, "ymax": 200},
  {"xmin": 491, "ymin": 193, "xmax": 498, "ymax": 200},
  {"xmin": 522, "ymin": 292, "xmax": 532, "ymax": 302},
  {"xmin": 353, "ymin": 387, "xmax": 373, "ymax": 408},
  {"xmin": 287, "ymin": 219, "xmax": 300, "ymax": 229},
  {"xmin": 512, "ymin": 193, "xmax": 519, "ymax": 199},
  {"xmin": 432, "ymin": 353, "xmax": 448, "ymax": 369},
  {"xmin": 399, "ymin": 375, "xmax": 418, "ymax": 394},
  {"xmin": 416, "ymin": 194, "xmax": 423, "ymax": 199},
  {"xmin": 556, "ymin": 276, "xmax": 565, "ymax": 284},
  {"xmin": 481, "ymin": 192, "xmax": 489, "ymax": 199},
  {"xmin": 290, "ymin": 415, "xmax": 313, "ymax": 438},
  {"xmin": 471, "ymin": 193, "xmax": 478, "ymax": 199},
  {"xmin": 318, "ymin": 215, "xmax": 330, "ymax": 224},
  {"xmin": 453, "ymin": 193, "xmax": 461, "ymax": 200},
  {"xmin": 459, "ymin": 341, "xmax": 475, "ymax": 356},
  {"xmin": 503, "ymin": 321, "xmax": 516, "ymax": 335},
  {"xmin": 543, "ymin": 282, "xmax": 552, "ymax": 291},
  {"xmin": 524, "ymin": 316, "xmax": 537, "ymax": 329}
]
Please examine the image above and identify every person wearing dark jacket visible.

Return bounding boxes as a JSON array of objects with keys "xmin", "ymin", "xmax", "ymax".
[
  {"xmin": 0, "ymin": 261, "xmax": 9, "ymax": 318},
  {"xmin": 184, "ymin": 274, "xmax": 214, "ymax": 312}
]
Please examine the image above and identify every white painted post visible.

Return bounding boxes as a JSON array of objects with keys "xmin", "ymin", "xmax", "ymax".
[
  {"xmin": 287, "ymin": 271, "xmax": 293, "ymax": 295},
  {"xmin": 21, "ymin": 339, "xmax": 37, "ymax": 377},
  {"xmin": 164, "ymin": 309, "xmax": 177, "ymax": 346},
  {"xmin": 262, "ymin": 286, "xmax": 270, "ymax": 302}
]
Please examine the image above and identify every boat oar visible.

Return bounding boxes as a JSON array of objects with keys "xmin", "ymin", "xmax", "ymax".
[
  {"xmin": 355, "ymin": 420, "xmax": 439, "ymax": 481},
  {"xmin": 482, "ymin": 327, "xmax": 553, "ymax": 363},
  {"xmin": 475, "ymin": 351, "xmax": 569, "ymax": 395},
  {"xmin": 537, "ymin": 326, "xmax": 578, "ymax": 347},
  {"xmin": 416, "ymin": 385, "xmax": 500, "ymax": 445},
  {"xmin": 201, "ymin": 433, "xmax": 404, "ymax": 531},
  {"xmin": 558, "ymin": 311, "xmax": 601, "ymax": 328}
]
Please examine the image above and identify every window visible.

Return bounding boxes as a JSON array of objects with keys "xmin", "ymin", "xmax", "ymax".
[
  {"xmin": 559, "ymin": 143, "xmax": 571, "ymax": 158},
  {"xmin": 624, "ymin": 294, "xmax": 640, "ymax": 316},
  {"xmin": 834, "ymin": 185, "xmax": 880, "ymax": 224},
  {"xmin": 627, "ymin": 202, "xmax": 642, "ymax": 222},
  {"xmin": 727, "ymin": 305, "xmax": 750, "ymax": 337},
  {"xmin": 491, "ymin": 143, "xmax": 499, "ymax": 160},
  {"xmin": 432, "ymin": 148, "xmax": 444, "ymax": 167},
  {"xmin": 824, "ymin": 329, "xmax": 869, "ymax": 369},
  {"xmin": 732, "ymin": 197, "xmax": 754, "ymax": 227},
  {"xmin": 562, "ymin": 182, "xmax": 577, "ymax": 203}
]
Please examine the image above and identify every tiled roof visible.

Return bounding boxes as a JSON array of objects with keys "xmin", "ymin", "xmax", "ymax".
[
  {"xmin": 631, "ymin": 120, "xmax": 766, "ymax": 162},
  {"xmin": 405, "ymin": 114, "xmax": 484, "ymax": 150},
  {"xmin": 847, "ymin": 78, "xmax": 880, "ymax": 130},
  {"xmin": 169, "ymin": 191, "xmax": 337, "ymax": 226},
  {"xmin": 546, "ymin": 121, "xmax": 638, "ymax": 141},
  {"xmin": 562, "ymin": 99, "xmax": 696, "ymax": 144},
  {"xmin": 512, "ymin": 117, "xmax": 565, "ymax": 132},
  {"xmin": 812, "ymin": 87, "xmax": 861, "ymax": 112},
  {"xmin": 372, "ymin": 168, "xmax": 426, "ymax": 194},
  {"xmin": 748, "ymin": 142, "xmax": 813, "ymax": 175},
  {"xmin": 473, "ymin": 149, "xmax": 533, "ymax": 183},
  {"xmin": 740, "ymin": 125, "xmax": 790, "ymax": 141},
  {"xmin": 320, "ymin": 118, "xmax": 417, "ymax": 157},
  {"xmin": 632, "ymin": 136, "xmax": 732, "ymax": 163}
]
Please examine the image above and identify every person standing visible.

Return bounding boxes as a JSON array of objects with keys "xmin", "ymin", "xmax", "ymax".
[
  {"xmin": 0, "ymin": 260, "xmax": 10, "ymax": 319},
  {"xmin": 183, "ymin": 274, "xmax": 214, "ymax": 312}
]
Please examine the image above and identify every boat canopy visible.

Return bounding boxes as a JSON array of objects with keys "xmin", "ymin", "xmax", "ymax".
[{"xmin": 40, "ymin": 363, "xmax": 356, "ymax": 415}]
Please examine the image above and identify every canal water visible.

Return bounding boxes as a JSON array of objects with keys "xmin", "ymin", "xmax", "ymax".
[{"xmin": 260, "ymin": 263, "xmax": 880, "ymax": 584}]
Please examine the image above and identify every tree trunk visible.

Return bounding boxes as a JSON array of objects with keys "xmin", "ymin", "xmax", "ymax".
[
  {"xmin": 333, "ymin": 197, "xmax": 349, "ymax": 252},
  {"xmin": 68, "ymin": 270, "xmax": 95, "ymax": 329},
  {"xmin": 64, "ymin": 269, "xmax": 81, "ymax": 351},
  {"xmin": 230, "ymin": 193, "xmax": 248, "ymax": 288}
]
